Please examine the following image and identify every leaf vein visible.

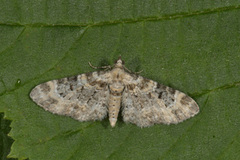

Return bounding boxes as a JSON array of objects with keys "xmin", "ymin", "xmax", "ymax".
[
  {"xmin": 0, "ymin": 5, "xmax": 239, "ymax": 28},
  {"xmin": 158, "ymin": 94, "xmax": 210, "ymax": 159},
  {"xmin": 0, "ymin": 27, "xmax": 26, "ymax": 56},
  {"xmin": 193, "ymin": 80, "xmax": 240, "ymax": 97},
  {"xmin": 0, "ymin": 26, "xmax": 90, "ymax": 97}
]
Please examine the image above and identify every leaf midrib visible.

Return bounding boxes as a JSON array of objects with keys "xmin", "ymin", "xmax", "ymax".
[{"xmin": 0, "ymin": 5, "xmax": 239, "ymax": 28}]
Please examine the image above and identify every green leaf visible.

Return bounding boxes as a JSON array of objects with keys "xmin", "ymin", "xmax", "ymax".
[
  {"xmin": 1, "ymin": 1, "xmax": 240, "ymax": 159},
  {"xmin": 0, "ymin": 113, "xmax": 16, "ymax": 160}
]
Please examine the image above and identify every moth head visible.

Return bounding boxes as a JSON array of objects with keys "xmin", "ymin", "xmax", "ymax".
[{"xmin": 115, "ymin": 56, "xmax": 125, "ymax": 68}]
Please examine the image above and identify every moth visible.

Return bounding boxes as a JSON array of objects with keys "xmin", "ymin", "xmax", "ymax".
[{"xmin": 30, "ymin": 57, "xmax": 199, "ymax": 127}]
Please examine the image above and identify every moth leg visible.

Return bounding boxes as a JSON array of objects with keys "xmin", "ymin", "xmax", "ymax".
[
  {"xmin": 123, "ymin": 65, "xmax": 143, "ymax": 74},
  {"xmin": 134, "ymin": 70, "xmax": 143, "ymax": 74},
  {"xmin": 88, "ymin": 62, "xmax": 112, "ymax": 70}
]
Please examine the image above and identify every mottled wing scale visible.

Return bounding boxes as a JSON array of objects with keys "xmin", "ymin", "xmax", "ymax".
[
  {"xmin": 122, "ymin": 75, "xmax": 199, "ymax": 127},
  {"xmin": 30, "ymin": 71, "xmax": 110, "ymax": 121},
  {"xmin": 30, "ymin": 57, "xmax": 199, "ymax": 127}
]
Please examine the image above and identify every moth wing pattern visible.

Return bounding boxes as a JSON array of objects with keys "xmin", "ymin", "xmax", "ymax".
[
  {"xmin": 30, "ymin": 71, "xmax": 110, "ymax": 122},
  {"xmin": 30, "ymin": 57, "xmax": 199, "ymax": 128},
  {"xmin": 122, "ymin": 75, "xmax": 199, "ymax": 127}
]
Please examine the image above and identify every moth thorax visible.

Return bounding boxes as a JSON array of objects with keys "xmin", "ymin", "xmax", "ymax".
[
  {"xmin": 109, "ymin": 83, "xmax": 124, "ymax": 95},
  {"xmin": 115, "ymin": 59, "xmax": 123, "ymax": 68}
]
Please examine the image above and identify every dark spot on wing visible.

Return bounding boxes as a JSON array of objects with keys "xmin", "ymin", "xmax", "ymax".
[
  {"xmin": 87, "ymin": 98, "xmax": 92, "ymax": 104},
  {"xmin": 156, "ymin": 83, "xmax": 175, "ymax": 108},
  {"xmin": 128, "ymin": 84, "xmax": 135, "ymax": 91},
  {"xmin": 157, "ymin": 83, "xmax": 166, "ymax": 90},
  {"xmin": 172, "ymin": 109, "xmax": 185, "ymax": 121},
  {"xmin": 144, "ymin": 79, "xmax": 150, "ymax": 83},
  {"xmin": 92, "ymin": 91, "xmax": 97, "ymax": 96},
  {"xmin": 30, "ymin": 87, "xmax": 39, "ymax": 98},
  {"xmin": 180, "ymin": 95, "xmax": 192, "ymax": 105},
  {"xmin": 73, "ymin": 105, "xmax": 80, "ymax": 109},
  {"xmin": 39, "ymin": 97, "xmax": 58, "ymax": 107},
  {"xmin": 40, "ymin": 83, "xmax": 51, "ymax": 93},
  {"xmin": 97, "ymin": 70, "xmax": 101, "ymax": 76},
  {"xmin": 70, "ymin": 84, "xmax": 74, "ymax": 91},
  {"xmin": 140, "ymin": 79, "xmax": 150, "ymax": 89},
  {"xmin": 99, "ymin": 82, "xmax": 107, "ymax": 88},
  {"xmin": 168, "ymin": 87, "xmax": 176, "ymax": 95},
  {"xmin": 85, "ymin": 72, "xmax": 93, "ymax": 81},
  {"xmin": 147, "ymin": 93, "xmax": 152, "ymax": 99},
  {"xmin": 158, "ymin": 92, "xmax": 163, "ymax": 99},
  {"xmin": 182, "ymin": 95, "xmax": 192, "ymax": 102},
  {"xmin": 59, "ymin": 92, "xmax": 67, "ymax": 98},
  {"xmin": 130, "ymin": 73, "xmax": 138, "ymax": 80},
  {"xmin": 57, "ymin": 78, "xmax": 68, "ymax": 85},
  {"xmin": 97, "ymin": 70, "xmax": 106, "ymax": 76},
  {"xmin": 189, "ymin": 102, "xmax": 199, "ymax": 113},
  {"xmin": 49, "ymin": 97, "xmax": 58, "ymax": 104},
  {"xmin": 85, "ymin": 72, "xmax": 92, "ymax": 77},
  {"xmin": 111, "ymin": 92, "xmax": 121, "ymax": 96},
  {"xmin": 67, "ymin": 76, "xmax": 78, "ymax": 82},
  {"xmin": 90, "ymin": 81, "xmax": 98, "ymax": 86}
]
